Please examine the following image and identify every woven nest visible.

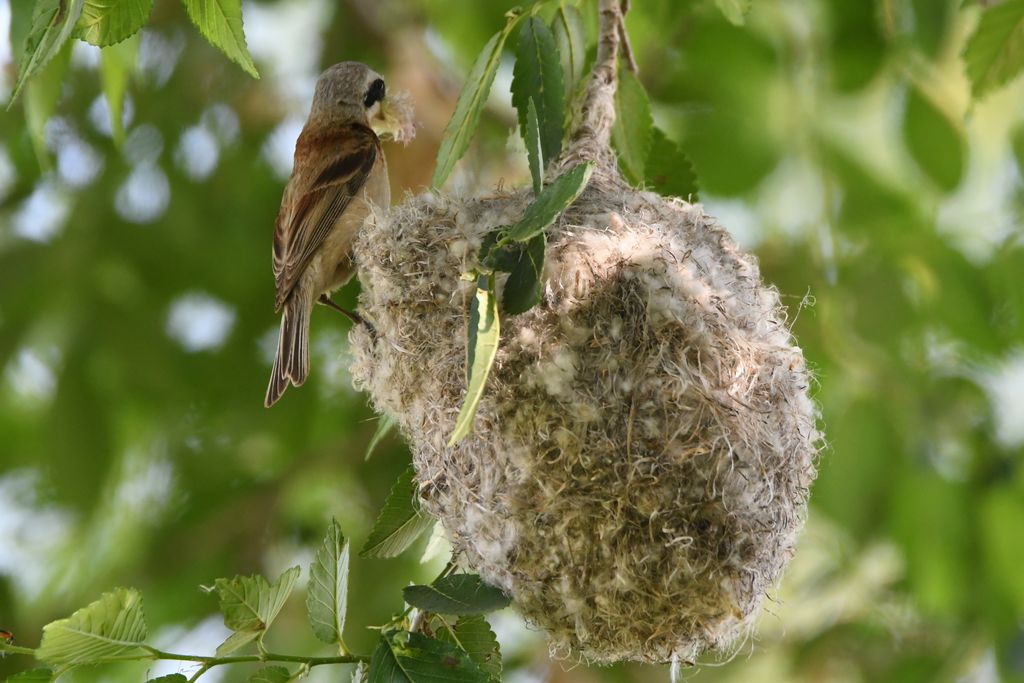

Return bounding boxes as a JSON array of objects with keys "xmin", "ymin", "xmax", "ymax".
[{"xmin": 349, "ymin": 168, "xmax": 820, "ymax": 664}]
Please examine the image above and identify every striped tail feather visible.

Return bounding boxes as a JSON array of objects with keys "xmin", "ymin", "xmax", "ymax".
[{"xmin": 265, "ymin": 292, "xmax": 311, "ymax": 407}]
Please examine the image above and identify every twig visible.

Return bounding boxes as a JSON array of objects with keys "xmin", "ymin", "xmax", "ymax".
[
  {"xmin": 618, "ymin": 0, "xmax": 639, "ymax": 73},
  {"xmin": 554, "ymin": 0, "xmax": 633, "ymax": 174}
]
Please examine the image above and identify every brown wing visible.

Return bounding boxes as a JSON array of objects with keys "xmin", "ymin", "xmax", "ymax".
[{"xmin": 273, "ymin": 123, "xmax": 379, "ymax": 309}]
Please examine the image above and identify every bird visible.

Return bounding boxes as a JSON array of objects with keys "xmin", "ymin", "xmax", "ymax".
[{"xmin": 265, "ymin": 62, "xmax": 395, "ymax": 408}]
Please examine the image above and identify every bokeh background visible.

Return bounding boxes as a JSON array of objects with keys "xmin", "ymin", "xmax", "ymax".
[{"xmin": 2, "ymin": 0, "xmax": 1023, "ymax": 681}]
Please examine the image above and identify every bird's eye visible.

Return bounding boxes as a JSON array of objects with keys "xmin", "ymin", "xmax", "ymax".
[{"xmin": 364, "ymin": 78, "xmax": 385, "ymax": 108}]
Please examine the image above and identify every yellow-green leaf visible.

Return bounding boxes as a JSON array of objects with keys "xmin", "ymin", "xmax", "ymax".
[
  {"xmin": 551, "ymin": 3, "xmax": 586, "ymax": 100},
  {"xmin": 432, "ymin": 11, "xmax": 522, "ymax": 188},
  {"xmin": 75, "ymin": 0, "xmax": 153, "ymax": 46},
  {"xmin": 306, "ymin": 518, "xmax": 350, "ymax": 647},
  {"xmin": 360, "ymin": 466, "xmax": 435, "ymax": 559},
  {"xmin": 449, "ymin": 274, "xmax": 500, "ymax": 445},
  {"xmin": 99, "ymin": 32, "xmax": 140, "ymax": 146},
  {"xmin": 715, "ymin": 0, "xmax": 751, "ymax": 26},
  {"xmin": 37, "ymin": 588, "xmax": 147, "ymax": 667},
  {"xmin": 9, "ymin": 0, "xmax": 85, "ymax": 105},
  {"xmin": 23, "ymin": 40, "xmax": 71, "ymax": 169},
  {"xmin": 963, "ymin": 0, "xmax": 1024, "ymax": 97},
  {"xmin": 181, "ymin": 0, "xmax": 259, "ymax": 78},
  {"xmin": 611, "ymin": 69, "xmax": 652, "ymax": 185}
]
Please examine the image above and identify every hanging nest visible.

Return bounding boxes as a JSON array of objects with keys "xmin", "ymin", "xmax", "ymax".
[{"xmin": 349, "ymin": 0, "xmax": 820, "ymax": 666}]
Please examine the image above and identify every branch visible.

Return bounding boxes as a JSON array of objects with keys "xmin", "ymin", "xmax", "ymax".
[{"xmin": 555, "ymin": 0, "xmax": 631, "ymax": 173}]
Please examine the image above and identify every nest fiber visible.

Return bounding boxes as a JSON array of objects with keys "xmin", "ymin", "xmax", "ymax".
[{"xmin": 350, "ymin": 177, "xmax": 820, "ymax": 664}]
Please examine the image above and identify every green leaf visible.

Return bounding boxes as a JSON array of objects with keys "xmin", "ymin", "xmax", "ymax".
[
  {"xmin": 360, "ymin": 466, "xmax": 435, "ymax": 559},
  {"xmin": 524, "ymin": 97, "xmax": 544, "ymax": 195},
  {"xmin": 437, "ymin": 616, "xmax": 501, "ymax": 681},
  {"xmin": 432, "ymin": 12, "xmax": 522, "ymax": 188},
  {"xmin": 448, "ymin": 274, "xmax": 500, "ymax": 445},
  {"xmin": 502, "ymin": 162, "xmax": 593, "ymax": 243},
  {"xmin": 501, "ymin": 233, "xmax": 545, "ymax": 315},
  {"xmin": 5, "ymin": 669, "xmax": 54, "ymax": 683},
  {"xmin": 611, "ymin": 69, "xmax": 653, "ymax": 185},
  {"xmin": 365, "ymin": 413, "xmax": 397, "ymax": 461},
  {"xmin": 306, "ymin": 518, "xmax": 350, "ymax": 647},
  {"xmin": 181, "ymin": 0, "xmax": 259, "ymax": 78},
  {"xmin": 551, "ymin": 3, "xmax": 587, "ymax": 100},
  {"xmin": 23, "ymin": 40, "xmax": 71, "ymax": 169},
  {"xmin": 963, "ymin": 0, "xmax": 1024, "ymax": 97},
  {"xmin": 902, "ymin": 86, "xmax": 964, "ymax": 193},
  {"xmin": 511, "ymin": 16, "xmax": 565, "ymax": 163},
  {"xmin": 36, "ymin": 588, "xmax": 147, "ymax": 667},
  {"xmin": 980, "ymin": 487, "xmax": 1024, "ymax": 614},
  {"xmin": 214, "ymin": 629, "xmax": 260, "ymax": 657},
  {"xmin": 215, "ymin": 566, "xmax": 300, "ymax": 633},
  {"xmin": 9, "ymin": 0, "xmax": 85, "ymax": 105},
  {"xmin": 715, "ymin": 0, "xmax": 751, "ymax": 26},
  {"xmin": 402, "ymin": 575, "xmax": 511, "ymax": 616},
  {"xmin": 250, "ymin": 666, "xmax": 292, "ymax": 683},
  {"xmin": 75, "ymin": 0, "xmax": 153, "ymax": 46},
  {"xmin": 98, "ymin": 33, "xmax": 140, "ymax": 146},
  {"xmin": 645, "ymin": 127, "xmax": 699, "ymax": 201},
  {"xmin": 146, "ymin": 676, "xmax": 188, "ymax": 683},
  {"xmin": 368, "ymin": 631, "xmax": 489, "ymax": 683}
]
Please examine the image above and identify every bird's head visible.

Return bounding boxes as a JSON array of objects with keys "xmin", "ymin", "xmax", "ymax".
[{"xmin": 311, "ymin": 62, "xmax": 415, "ymax": 143}]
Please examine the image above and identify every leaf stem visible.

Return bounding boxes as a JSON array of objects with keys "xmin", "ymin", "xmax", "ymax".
[{"xmin": 142, "ymin": 645, "xmax": 370, "ymax": 666}]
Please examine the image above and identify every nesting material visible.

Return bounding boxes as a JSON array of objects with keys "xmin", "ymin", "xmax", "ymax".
[
  {"xmin": 350, "ymin": 176, "xmax": 820, "ymax": 664},
  {"xmin": 375, "ymin": 90, "xmax": 417, "ymax": 144}
]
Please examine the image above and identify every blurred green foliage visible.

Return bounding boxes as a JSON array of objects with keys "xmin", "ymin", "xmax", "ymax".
[{"xmin": 1, "ymin": 0, "xmax": 1023, "ymax": 682}]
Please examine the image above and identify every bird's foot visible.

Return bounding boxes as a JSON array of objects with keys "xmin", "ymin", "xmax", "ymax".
[{"xmin": 318, "ymin": 295, "xmax": 377, "ymax": 339}]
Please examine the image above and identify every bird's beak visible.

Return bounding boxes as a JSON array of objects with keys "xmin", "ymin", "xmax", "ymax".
[{"xmin": 371, "ymin": 91, "xmax": 417, "ymax": 144}]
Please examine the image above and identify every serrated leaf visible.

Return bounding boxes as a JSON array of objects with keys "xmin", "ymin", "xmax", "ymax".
[
  {"xmin": 215, "ymin": 566, "xmax": 300, "ymax": 633},
  {"xmin": 307, "ymin": 518, "xmax": 349, "ymax": 646},
  {"xmin": 23, "ymin": 40, "xmax": 71, "ymax": 169},
  {"xmin": 963, "ymin": 0, "xmax": 1024, "ymax": 97},
  {"xmin": 715, "ymin": 0, "xmax": 751, "ymax": 26},
  {"xmin": 249, "ymin": 666, "xmax": 291, "ymax": 683},
  {"xmin": 98, "ymin": 33, "xmax": 139, "ymax": 146},
  {"xmin": 502, "ymin": 162, "xmax": 593, "ymax": 243},
  {"xmin": 360, "ymin": 466, "xmax": 434, "ymax": 559},
  {"xmin": 5, "ymin": 669, "xmax": 54, "ymax": 683},
  {"xmin": 512, "ymin": 16, "xmax": 565, "ymax": 163},
  {"xmin": 9, "ymin": 0, "xmax": 85, "ymax": 105},
  {"xmin": 551, "ymin": 3, "xmax": 586, "ymax": 100},
  {"xmin": 645, "ymin": 127, "xmax": 699, "ymax": 201},
  {"xmin": 365, "ymin": 413, "xmax": 397, "ymax": 461},
  {"xmin": 524, "ymin": 98, "xmax": 543, "ymax": 195},
  {"xmin": 146, "ymin": 676, "xmax": 188, "ymax": 683},
  {"xmin": 437, "ymin": 616, "xmax": 501, "ymax": 681},
  {"xmin": 611, "ymin": 69, "xmax": 653, "ymax": 185},
  {"xmin": 433, "ymin": 12, "xmax": 522, "ymax": 188},
  {"xmin": 181, "ymin": 0, "xmax": 259, "ymax": 78},
  {"xmin": 448, "ymin": 274, "xmax": 500, "ymax": 445},
  {"xmin": 214, "ymin": 629, "xmax": 260, "ymax": 657},
  {"xmin": 368, "ymin": 631, "xmax": 489, "ymax": 683},
  {"xmin": 75, "ymin": 0, "xmax": 153, "ymax": 46},
  {"xmin": 902, "ymin": 85, "xmax": 964, "ymax": 192},
  {"xmin": 37, "ymin": 588, "xmax": 147, "ymax": 667},
  {"xmin": 403, "ymin": 575, "xmax": 511, "ymax": 616},
  {"xmin": 501, "ymin": 233, "xmax": 545, "ymax": 315}
]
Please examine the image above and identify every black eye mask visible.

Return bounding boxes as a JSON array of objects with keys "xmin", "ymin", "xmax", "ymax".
[{"xmin": 364, "ymin": 79, "xmax": 385, "ymax": 108}]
